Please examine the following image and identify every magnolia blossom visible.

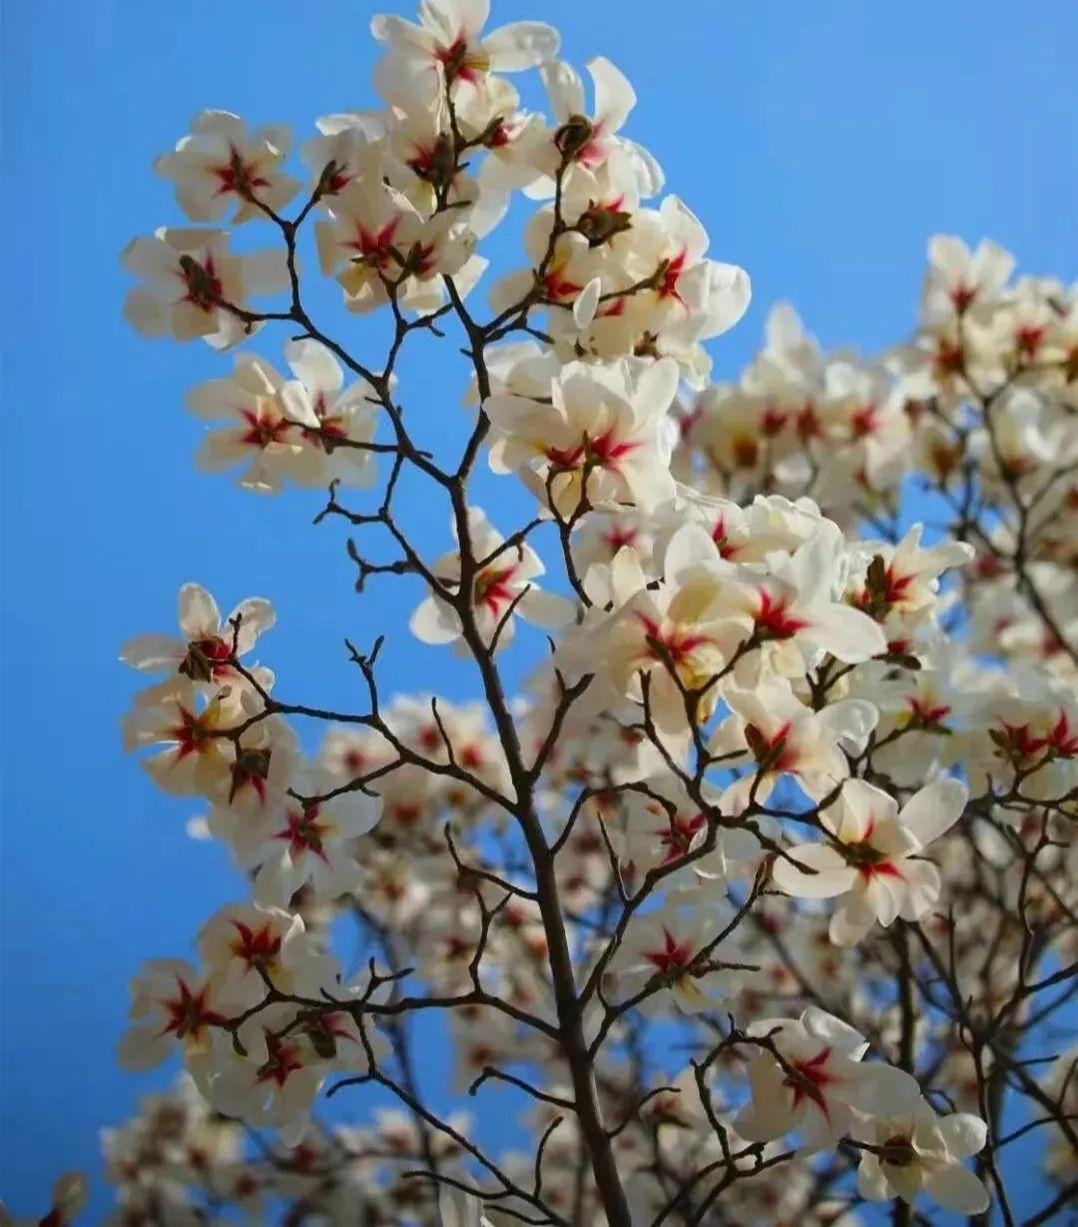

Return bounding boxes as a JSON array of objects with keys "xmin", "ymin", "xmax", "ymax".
[
  {"xmin": 715, "ymin": 524, "xmax": 889, "ymax": 682},
  {"xmin": 610, "ymin": 898, "xmax": 743, "ymax": 1015},
  {"xmin": 226, "ymin": 776, "xmax": 381, "ymax": 907},
  {"xmin": 118, "ymin": 959, "xmax": 229, "ymax": 1072},
  {"xmin": 410, "ymin": 508, "xmax": 573, "ymax": 651},
  {"xmin": 196, "ymin": 902, "xmax": 338, "ymax": 1009},
  {"xmin": 856, "ymin": 1100, "xmax": 990, "ymax": 1214},
  {"xmin": 371, "ymin": 0, "xmax": 559, "ymax": 106},
  {"xmin": 536, "ymin": 56, "xmax": 662, "ymax": 197},
  {"xmin": 122, "ymin": 227, "xmax": 287, "ymax": 349},
  {"xmin": 123, "ymin": 680, "xmax": 297, "ymax": 813},
  {"xmin": 155, "ymin": 110, "xmax": 301, "ymax": 224},
  {"xmin": 315, "ymin": 178, "xmax": 482, "ymax": 314},
  {"xmin": 485, "ymin": 357, "xmax": 679, "ymax": 515},
  {"xmin": 710, "ymin": 678, "xmax": 877, "ymax": 813},
  {"xmin": 196, "ymin": 1003, "xmax": 368, "ymax": 1146},
  {"xmin": 186, "ymin": 344, "xmax": 379, "ymax": 492},
  {"xmin": 733, "ymin": 1007, "xmax": 920, "ymax": 1151},
  {"xmin": 923, "ymin": 235, "xmax": 1016, "ymax": 324},
  {"xmin": 121, "ymin": 583, "xmax": 275, "ymax": 690},
  {"xmin": 560, "ymin": 525, "xmax": 740, "ymax": 741},
  {"xmin": 772, "ymin": 777, "xmax": 970, "ymax": 944}
]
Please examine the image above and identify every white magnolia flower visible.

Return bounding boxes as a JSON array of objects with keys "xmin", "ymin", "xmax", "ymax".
[
  {"xmin": 118, "ymin": 959, "xmax": 228, "ymax": 1072},
  {"xmin": 772, "ymin": 776, "xmax": 970, "ymax": 945},
  {"xmin": 155, "ymin": 110, "xmax": 300, "ymax": 224},
  {"xmin": 856, "ymin": 1099, "xmax": 990, "ymax": 1215},
  {"xmin": 233, "ymin": 773, "xmax": 381, "ymax": 907},
  {"xmin": 410, "ymin": 508, "xmax": 573, "ymax": 652},
  {"xmin": 733, "ymin": 1007, "xmax": 920, "ymax": 1151},
  {"xmin": 485, "ymin": 357, "xmax": 679, "ymax": 516},
  {"xmin": 923, "ymin": 234, "xmax": 1015, "ymax": 323},
  {"xmin": 438, "ymin": 1188, "xmax": 495, "ymax": 1227},
  {"xmin": 715, "ymin": 523, "xmax": 889, "ymax": 682},
  {"xmin": 610, "ymin": 897, "xmax": 743, "ymax": 1015},
  {"xmin": 122, "ymin": 227, "xmax": 287, "ymax": 350},
  {"xmin": 371, "ymin": 0, "xmax": 559, "ymax": 107},
  {"xmin": 195, "ymin": 1003, "xmax": 364, "ymax": 1146},
  {"xmin": 710, "ymin": 678, "xmax": 877, "ymax": 813},
  {"xmin": 121, "ymin": 582, "xmax": 274, "ymax": 689},
  {"xmin": 123, "ymin": 680, "xmax": 297, "ymax": 813},
  {"xmin": 537, "ymin": 57, "xmax": 662, "ymax": 198},
  {"xmin": 196, "ymin": 902, "xmax": 338, "ymax": 1010}
]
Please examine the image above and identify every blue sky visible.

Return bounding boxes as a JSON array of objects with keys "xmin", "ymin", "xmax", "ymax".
[{"xmin": 2, "ymin": 0, "xmax": 1075, "ymax": 1219}]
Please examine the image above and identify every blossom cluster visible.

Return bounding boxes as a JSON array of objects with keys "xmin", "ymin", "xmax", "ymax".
[{"xmin": 24, "ymin": 1, "xmax": 1070, "ymax": 1225}]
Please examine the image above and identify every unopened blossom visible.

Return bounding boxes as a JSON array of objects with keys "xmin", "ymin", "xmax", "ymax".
[
  {"xmin": 410, "ymin": 507, "xmax": 573, "ymax": 652},
  {"xmin": 856, "ymin": 1099, "xmax": 990, "ymax": 1214},
  {"xmin": 438, "ymin": 1189, "xmax": 494, "ymax": 1227},
  {"xmin": 485, "ymin": 357, "xmax": 679, "ymax": 515},
  {"xmin": 733, "ymin": 1007, "xmax": 920, "ymax": 1151},
  {"xmin": 772, "ymin": 776, "xmax": 970, "ymax": 945},
  {"xmin": 122, "ymin": 227, "xmax": 287, "ymax": 350},
  {"xmin": 155, "ymin": 110, "xmax": 300, "ymax": 224}
]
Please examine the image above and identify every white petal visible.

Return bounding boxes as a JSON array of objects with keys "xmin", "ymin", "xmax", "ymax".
[
  {"xmin": 483, "ymin": 21, "xmax": 560, "ymax": 70},
  {"xmin": 572, "ymin": 277, "xmax": 601, "ymax": 328},
  {"xmin": 817, "ymin": 603, "xmax": 887, "ymax": 663},
  {"xmin": 519, "ymin": 587, "xmax": 575, "ymax": 630},
  {"xmin": 120, "ymin": 634, "xmax": 183, "ymax": 672},
  {"xmin": 588, "ymin": 56, "xmax": 635, "ymax": 132},
  {"xmin": 285, "ymin": 338, "xmax": 344, "ymax": 396},
  {"xmin": 179, "ymin": 583, "xmax": 221, "ymax": 639},
  {"xmin": 924, "ymin": 1163, "xmax": 990, "ymax": 1214},
  {"xmin": 899, "ymin": 777, "xmax": 968, "ymax": 846},
  {"xmin": 841, "ymin": 1063, "xmax": 921, "ymax": 1115},
  {"xmin": 231, "ymin": 598, "xmax": 275, "ymax": 652},
  {"xmin": 772, "ymin": 844, "xmax": 856, "ymax": 898},
  {"xmin": 937, "ymin": 1113, "xmax": 988, "ymax": 1160},
  {"xmin": 409, "ymin": 596, "xmax": 461, "ymax": 645}
]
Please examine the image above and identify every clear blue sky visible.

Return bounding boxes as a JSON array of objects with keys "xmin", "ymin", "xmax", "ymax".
[{"xmin": 2, "ymin": 0, "xmax": 1075, "ymax": 1219}]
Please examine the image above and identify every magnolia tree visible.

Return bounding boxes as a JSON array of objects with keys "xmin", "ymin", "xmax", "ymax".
[{"xmin": 17, "ymin": 2, "xmax": 1078, "ymax": 1225}]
